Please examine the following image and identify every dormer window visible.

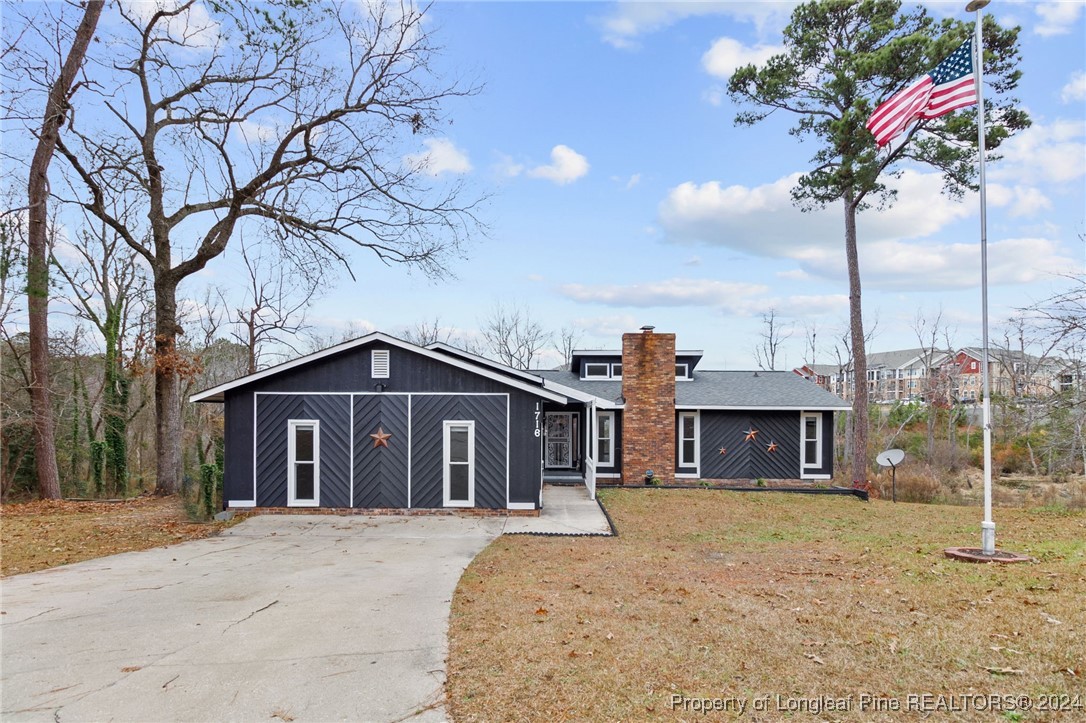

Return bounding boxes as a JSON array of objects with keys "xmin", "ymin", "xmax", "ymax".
[
  {"xmin": 584, "ymin": 363, "xmax": 610, "ymax": 379},
  {"xmin": 610, "ymin": 363, "xmax": 622, "ymax": 379},
  {"xmin": 675, "ymin": 363, "xmax": 689, "ymax": 379}
]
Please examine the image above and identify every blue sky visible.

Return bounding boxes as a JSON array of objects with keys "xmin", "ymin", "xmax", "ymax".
[
  {"xmin": 283, "ymin": 0, "xmax": 1085, "ymax": 370},
  {"xmin": 27, "ymin": 1, "xmax": 1086, "ymax": 370}
]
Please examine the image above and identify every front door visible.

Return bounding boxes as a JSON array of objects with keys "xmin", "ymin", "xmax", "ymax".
[{"xmin": 545, "ymin": 412, "xmax": 575, "ymax": 469}]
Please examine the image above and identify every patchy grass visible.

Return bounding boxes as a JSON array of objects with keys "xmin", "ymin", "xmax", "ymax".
[
  {"xmin": 1, "ymin": 496, "xmax": 233, "ymax": 577},
  {"xmin": 448, "ymin": 490, "xmax": 1085, "ymax": 722}
]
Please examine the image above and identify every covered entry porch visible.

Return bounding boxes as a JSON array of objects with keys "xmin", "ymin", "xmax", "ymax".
[{"xmin": 540, "ymin": 398, "xmax": 618, "ymax": 500}]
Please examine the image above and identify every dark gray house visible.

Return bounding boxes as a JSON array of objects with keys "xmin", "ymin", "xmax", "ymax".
[{"xmin": 191, "ymin": 328, "xmax": 849, "ymax": 511}]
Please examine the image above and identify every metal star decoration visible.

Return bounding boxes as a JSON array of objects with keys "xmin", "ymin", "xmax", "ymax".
[
  {"xmin": 766, "ymin": 441, "xmax": 778, "ymax": 454},
  {"xmin": 370, "ymin": 426, "xmax": 392, "ymax": 448},
  {"xmin": 743, "ymin": 428, "xmax": 759, "ymax": 442},
  {"xmin": 718, "ymin": 446, "xmax": 727, "ymax": 456}
]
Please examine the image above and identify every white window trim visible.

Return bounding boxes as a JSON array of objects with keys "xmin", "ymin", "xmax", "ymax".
[
  {"xmin": 371, "ymin": 349, "xmax": 390, "ymax": 379},
  {"xmin": 677, "ymin": 411, "xmax": 699, "ymax": 469},
  {"xmin": 675, "ymin": 363, "xmax": 689, "ymax": 380},
  {"xmin": 443, "ymin": 420, "xmax": 475, "ymax": 508},
  {"xmin": 583, "ymin": 362, "xmax": 610, "ymax": 380},
  {"xmin": 596, "ymin": 410, "xmax": 616, "ymax": 468},
  {"xmin": 801, "ymin": 412, "xmax": 822, "ymax": 471},
  {"xmin": 610, "ymin": 363, "xmax": 622, "ymax": 380},
  {"xmin": 287, "ymin": 419, "xmax": 320, "ymax": 507}
]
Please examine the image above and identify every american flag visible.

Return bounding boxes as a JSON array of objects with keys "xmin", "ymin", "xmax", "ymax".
[{"xmin": 866, "ymin": 37, "xmax": 978, "ymax": 147}]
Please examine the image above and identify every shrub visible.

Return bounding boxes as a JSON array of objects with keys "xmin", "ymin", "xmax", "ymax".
[{"xmin": 871, "ymin": 466, "xmax": 941, "ymax": 503}]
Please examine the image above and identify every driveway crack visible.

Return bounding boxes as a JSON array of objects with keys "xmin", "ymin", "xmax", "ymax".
[{"xmin": 222, "ymin": 600, "xmax": 279, "ymax": 634}]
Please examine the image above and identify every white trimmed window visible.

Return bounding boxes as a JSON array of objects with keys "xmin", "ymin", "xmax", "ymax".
[
  {"xmin": 372, "ymin": 349, "xmax": 390, "ymax": 378},
  {"xmin": 801, "ymin": 412, "xmax": 822, "ymax": 469},
  {"xmin": 610, "ymin": 363, "xmax": 622, "ymax": 379},
  {"xmin": 678, "ymin": 411, "xmax": 698, "ymax": 468},
  {"xmin": 583, "ymin": 362, "xmax": 610, "ymax": 379},
  {"xmin": 597, "ymin": 411, "xmax": 615, "ymax": 467},
  {"xmin": 675, "ymin": 363, "xmax": 689, "ymax": 379},
  {"xmin": 288, "ymin": 420, "xmax": 319, "ymax": 507},
  {"xmin": 443, "ymin": 420, "xmax": 475, "ymax": 507}
]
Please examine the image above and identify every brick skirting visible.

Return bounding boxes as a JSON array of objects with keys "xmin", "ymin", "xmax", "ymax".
[{"xmin": 231, "ymin": 506, "xmax": 540, "ymax": 518}]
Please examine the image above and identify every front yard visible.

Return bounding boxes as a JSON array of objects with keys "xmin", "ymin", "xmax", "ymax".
[{"xmin": 448, "ymin": 490, "xmax": 1085, "ymax": 721}]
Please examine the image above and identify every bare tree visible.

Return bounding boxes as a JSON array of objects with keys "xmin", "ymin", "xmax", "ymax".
[
  {"xmin": 53, "ymin": 211, "xmax": 150, "ymax": 495},
  {"xmin": 912, "ymin": 307, "xmax": 953, "ymax": 461},
  {"xmin": 231, "ymin": 240, "xmax": 317, "ymax": 374},
  {"xmin": 50, "ymin": 2, "xmax": 480, "ymax": 493},
  {"xmin": 553, "ymin": 325, "xmax": 583, "ymax": 371},
  {"xmin": 480, "ymin": 302, "xmax": 550, "ymax": 370},
  {"xmin": 754, "ymin": 309, "xmax": 793, "ymax": 371},
  {"xmin": 803, "ymin": 320, "xmax": 819, "ymax": 367},
  {"xmin": 401, "ymin": 317, "xmax": 455, "ymax": 347},
  {"xmin": 24, "ymin": 0, "xmax": 104, "ymax": 498}
]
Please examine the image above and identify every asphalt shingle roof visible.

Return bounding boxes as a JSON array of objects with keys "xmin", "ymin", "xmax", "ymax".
[{"xmin": 534, "ymin": 369, "xmax": 849, "ymax": 409}]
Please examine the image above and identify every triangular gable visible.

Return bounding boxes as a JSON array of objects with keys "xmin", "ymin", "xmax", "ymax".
[{"xmin": 190, "ymin": 331, "xmax": 568, "ymax": 404}]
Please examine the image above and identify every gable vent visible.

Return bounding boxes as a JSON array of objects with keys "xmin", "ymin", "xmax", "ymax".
[{"xmin": 371, "ymin": 349, "xmax": 390, "ymax": 379}]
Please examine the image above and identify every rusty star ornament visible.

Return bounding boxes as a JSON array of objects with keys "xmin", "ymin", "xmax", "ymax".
[
  {"xmin": 370, "ymin": 426, "xmax": 393, "ymax": 448},
  {"xmin": 718, "ymin": 446, "xmax": 728, "ymax": 456},
  {"xmin": 766, "ymin": 440, "xmax": 779, "ymax": 454},
  {"xmin": 743, "ymin": 428, "xmax": 759, "ymax": 442}
]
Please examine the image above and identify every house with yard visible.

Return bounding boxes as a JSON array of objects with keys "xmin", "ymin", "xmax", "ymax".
[{"xmin": 191, "ymin": 326, "xmax": 850, "ymax": 512}]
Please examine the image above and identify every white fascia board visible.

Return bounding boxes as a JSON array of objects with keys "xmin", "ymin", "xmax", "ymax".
[
  {"xmin": 539, "ymin": 378, "xmax": 619, "ymax": 408},
  {"xmin": 426, "ymin": 342, "xmax": 542, "ymax": 383},
  {"xmin": 190, "ymin": 331, "xmax": 568, "ymax": 404},
  {"xmin": 675, "ymin": 405, "xmax": 851, "ymax": 411}
]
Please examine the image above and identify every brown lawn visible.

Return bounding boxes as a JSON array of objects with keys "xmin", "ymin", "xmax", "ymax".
[
  {"xmin": 448, "ymin": 490, "xmax": 1086, "ymax": 722},
  {"xmin": 1, "ymin": 496, "xmax": 230, "ymax": 577}
]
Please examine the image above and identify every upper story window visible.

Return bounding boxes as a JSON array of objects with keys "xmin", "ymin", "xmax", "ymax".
[
  {"xmin": 581, "ymin": 362, "xmax": 622, "ymax": 380},
  {"xmin": 675, "ymin": 363, "xmax": 689, "ymax": 379},
  {"xmin": 583, "ymin": 362, "xmax": 610, "ymax": 379}
]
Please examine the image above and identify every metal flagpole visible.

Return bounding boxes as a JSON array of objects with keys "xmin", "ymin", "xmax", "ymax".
[{"xmin": 966, "ymin": 0, "xmax": 995, "ymax": 554}]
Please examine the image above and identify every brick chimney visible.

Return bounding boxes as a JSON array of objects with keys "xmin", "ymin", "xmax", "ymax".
[{"xmin": 621, "ymin": 326, "xmax": 676, "ymax": 484}]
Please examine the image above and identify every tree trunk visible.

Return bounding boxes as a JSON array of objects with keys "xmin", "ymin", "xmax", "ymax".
[
  {"xmin": 153, "ymin": 277, "xmax": 183, "ymax": 495},
  {"xmin": 26, "ymin": 0, "xmax": 105, "ymax": 500},
  {"xmin": 843, "ymin": 193, "xmax": 869, "ymax": 486}
]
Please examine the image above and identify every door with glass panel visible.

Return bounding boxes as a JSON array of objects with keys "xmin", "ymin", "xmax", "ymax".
[{"xmin": 544, "ymin": 412, "xmax": 574, "ymax": 469}]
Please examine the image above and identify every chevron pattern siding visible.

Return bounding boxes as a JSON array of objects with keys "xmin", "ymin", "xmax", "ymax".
[
  {"xmin": 699, "ymin": 411, "xmax": 802, "ymax": 480},
  {"xmin": 700, "ymin": 413, "xmax": 751, "ymax": 479},
  {"xmin": 410, "ymin": 395, "xmax": 507, "ymax": 509},
  {"xmin": 353, "ymin": 395, "xmax": 409, "ymax": 507},
  {"xmin": 255, "ymin": 394, "xmax": 351, "ymax": 507}
]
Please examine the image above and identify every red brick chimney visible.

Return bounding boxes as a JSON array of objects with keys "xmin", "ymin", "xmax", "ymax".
[{"xmin": 621, "ymin": 326, "xmax": 676, "ymax": 484}]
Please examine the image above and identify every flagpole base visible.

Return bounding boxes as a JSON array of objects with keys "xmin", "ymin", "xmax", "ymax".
[{"xmin": 981, "ymin": 521, "xmax": 996, "ymax": 555}]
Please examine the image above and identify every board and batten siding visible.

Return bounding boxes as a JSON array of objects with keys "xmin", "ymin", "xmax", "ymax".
[{"xmin": 222, "ymin": 341, "xmax": 544, "ymax": 508}]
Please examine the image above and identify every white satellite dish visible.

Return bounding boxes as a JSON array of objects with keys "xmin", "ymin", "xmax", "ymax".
[
  {"xmin": 875, "ymin": 449, "xmax": 905, "ymax": 503},
  {"xmin": 876, "ymin": 449, "xmax": 905, "ymax": 467}
]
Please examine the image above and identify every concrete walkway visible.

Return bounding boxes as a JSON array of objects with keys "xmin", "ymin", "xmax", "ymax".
[
  {"xmin": 503, "ymin": 484, "xmax": 613, "ymax": 536},
  {"xmin": 1, "ymin": 515, "xmax": 505, "ymax": 723}
]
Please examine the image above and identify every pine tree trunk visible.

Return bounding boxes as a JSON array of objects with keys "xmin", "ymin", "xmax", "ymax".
[
  {"xmin": 843, "ymin": 193, "xmax": 870, "ymax": 487},
  {"xmin": 26, "ymin": 0, "xmax": 104, "ymax": 500},
  {"xmin": 153, "ymin": 277, "xmax": 183, "ymax": 495}
]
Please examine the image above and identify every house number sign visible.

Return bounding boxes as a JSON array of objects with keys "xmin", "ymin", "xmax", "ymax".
[{"xmin": 534, "ymin": 402, "xmax": 541, "ymax": 437}]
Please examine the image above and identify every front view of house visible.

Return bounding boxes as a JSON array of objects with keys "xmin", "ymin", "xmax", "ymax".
[{"xmin": 191, "ymin": 327, "xmax": 850, "ymax": 511}]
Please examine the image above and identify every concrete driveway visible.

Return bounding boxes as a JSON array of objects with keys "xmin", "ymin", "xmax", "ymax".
[{"xmin": 1, "ymin": 515, "xmax": 506, "ymax": 722}]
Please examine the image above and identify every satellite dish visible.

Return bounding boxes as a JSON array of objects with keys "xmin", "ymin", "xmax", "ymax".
[{"xmin": 876, "ymin": 449, "xmax": 905, "ymax": 468}]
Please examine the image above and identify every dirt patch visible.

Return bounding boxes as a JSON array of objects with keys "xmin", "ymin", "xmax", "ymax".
[
  {"xmin": 1, "ymin": 496, "xmax": 232, "ymax": 577},
  {"xmin": 448, "ymin": 490, "xmax": 1086, "ymax": 722}
]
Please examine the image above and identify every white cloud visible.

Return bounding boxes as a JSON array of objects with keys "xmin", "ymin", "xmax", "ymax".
[
  {"xmin": 1035, "ymin": 1, "xmax": 1084, "ymax": 36},
  {"xmin": 527, "ymin": 145, "xmax": 589, "ymax": 185},
  {"xmin": 625, "ymin": 173, "xmax": 641, "ymax": 190},
  {"xmin": 560, "ymin": 278, "xmax": 769, "ymax": 310},
  {"xmin": 988, "ymin": 120, "xmax": 1086, "ymax": 185},
  {"xmin": 403, "ymin": 138, "xmax": 472, "ymax": 177},
  {"xmin": 702, "ymin": 37, "xmax": 783, "ymax": 80},
  {"xmin": 119, "ymin": 0, "xmax": 220, "ymax": 49},
  {"xmin": 777, "ymin": 269, "xmax": 809, "ymax": 281},
  {"xmin": 796, "ymin": 237, "xmax": 1073, "ymax": 291},
  {"xmin": 988, "ymin": 184, "xmax": 1052, "ymax": 218},
  {"xmin": 560, "ymin": 278, "xmax": 846, "ymax": 318},
  {"xmin": 597, "ymin": 1, "xmax": 795, "ymax": 49},
  {"xmin": 658, "ymin": 169, "xmax": 973, "ymax": 256},
  {"xmin": 1061, "ymin": 70, "xmax": 1086, "ymax": 103},
  {"xmin": 492, "ymin": 153, "xmax": 525, "ymax": 178}
]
